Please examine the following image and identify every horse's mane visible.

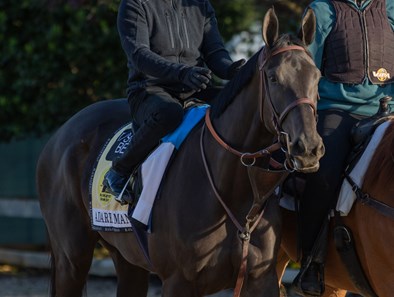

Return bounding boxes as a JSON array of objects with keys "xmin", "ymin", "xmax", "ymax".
[
  {"xmin": 210, "ymin": 33, "xmax": 307, "ymax": 118},
  {"xmin": 210, "ymin": 51, "xmax": 260, "ymax": 118},
  {"xmin": 363, "ymin": 121, "xmax": 394, "ymax": 192}
]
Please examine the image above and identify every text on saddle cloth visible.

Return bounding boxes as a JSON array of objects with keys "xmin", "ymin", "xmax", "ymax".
[{"xmin": 90, "ymin": 105, "xmax": 209, "ymax": 231}]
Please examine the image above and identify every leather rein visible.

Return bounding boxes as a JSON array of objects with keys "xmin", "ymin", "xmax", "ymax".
[{"xmin": 201, "ymin": 45, "xmax": 317, "ymax": 297}]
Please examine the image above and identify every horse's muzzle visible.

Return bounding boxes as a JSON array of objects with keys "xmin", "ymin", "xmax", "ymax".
[
  {"xmin": 292, "ymin": 159, "xmax": 320, "ymax": 173},
  {"xmin": 288, "ymin": 138, "xmax": 325, "ymax": 173}
]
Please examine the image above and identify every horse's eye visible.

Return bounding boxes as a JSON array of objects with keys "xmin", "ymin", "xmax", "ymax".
[{"xmin": 269, "ymin": 75, "xmax": 277, "ymax": 83}]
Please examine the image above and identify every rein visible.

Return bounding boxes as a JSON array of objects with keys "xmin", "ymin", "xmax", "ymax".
[
  {"xmin": 201, "ymin": 44, "xmax": 317, "ymax": 296},
  {"xmin": 345, "ymin": 174, "xmax": 394, "ymax": 220},
  {"xmin": 205, "ymin": 109, "xmax": 282, "ymax": 168}
]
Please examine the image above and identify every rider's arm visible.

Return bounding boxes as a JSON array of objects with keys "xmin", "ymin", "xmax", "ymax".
[
  {"xmin": 200, "ymin": 1, "xmax": 235, "ymax": 80},
  {"xmin": 117, "ymin": 0, "xmax": 187, "ymax": 81}
]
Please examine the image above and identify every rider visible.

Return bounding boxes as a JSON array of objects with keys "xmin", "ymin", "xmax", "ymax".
[
  {"xmin": 104, "ymin": 0, "xmax": 245, "ymax": 199},
  {"xmin": 292, "ymin": 0, "xmax": 394, "ymax": 295}
]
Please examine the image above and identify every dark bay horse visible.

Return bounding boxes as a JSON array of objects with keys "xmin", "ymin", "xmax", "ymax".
[
  {"xmin": 36, "ymin": 8, "xmax": 324, "ymax": 297},
  {"xmin": 277, "ymin": 119, "xmax": 394, "ymax": 297}
]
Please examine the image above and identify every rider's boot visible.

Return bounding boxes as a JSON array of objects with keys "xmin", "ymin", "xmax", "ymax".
[
  {"xmin": 292, "ymin": 257, "xmax": 324, "ymax": 296},
  {"xmin": 103, "ymin": 167, "xmax": 135, "ymax": 204},
  {"xmin": 103, "ymin": 120, "xmax": 161, "ymax": 204},
  {"xmin": 292, "ymin": 217, "xmax": 329, "ymax": 296}
]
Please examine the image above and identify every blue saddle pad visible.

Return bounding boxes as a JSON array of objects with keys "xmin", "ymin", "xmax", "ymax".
[{"xmin": 161, "ymin": 105, "xmax": 209, "ymax": 149}]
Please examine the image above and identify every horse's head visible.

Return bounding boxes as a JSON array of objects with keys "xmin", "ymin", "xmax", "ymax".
[{"xmin": 260, "ymin": 8, "xmax": 324, "ymax": 173}]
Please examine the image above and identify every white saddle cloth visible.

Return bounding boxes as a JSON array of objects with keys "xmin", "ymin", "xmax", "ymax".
[{"xmin": 279, "ymin": 120, "xmax": 391, "ymax": 216}]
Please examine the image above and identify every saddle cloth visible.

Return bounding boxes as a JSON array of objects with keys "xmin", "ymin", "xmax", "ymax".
[
  {"xmin": 279, "ymin": 120, "xmax": 391, "ymax": 216},
  {"xmin": 337, "ymin": 120, "xmax": 391, "ymax": 215},
  {"xmin": 90, "ymin": 105, "xmax": 209, "ymax": 231}
]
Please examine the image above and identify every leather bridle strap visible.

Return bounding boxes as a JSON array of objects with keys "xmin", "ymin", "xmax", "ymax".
[
  {"xmin": 269, "ymin": 45, "xmax": 307, "ymax": 57},
  {"xmin": 199, "ymin": 124, "xmax": 267, "ymax": 297},
  {"xmin": 205, "ymin": 108, "xmax": 282, "ymax": 159},
  {"xmin": 277, "ymin": 97, "xmax": 317, "ymax": 128}
]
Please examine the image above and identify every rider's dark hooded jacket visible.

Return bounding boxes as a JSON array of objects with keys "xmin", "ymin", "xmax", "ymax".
[{"xmin": 117, "ymin": 0, "xmax": 234, "ymax": 99}]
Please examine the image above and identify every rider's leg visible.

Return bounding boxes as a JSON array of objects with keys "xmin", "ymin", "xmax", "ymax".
[
  {"xmin": 104, "ymin": 88, "xmax": 183, "ymax": 196},
  {"xmin": 293, "ymin": 109, "xmax": 360, "ymax": 296}
]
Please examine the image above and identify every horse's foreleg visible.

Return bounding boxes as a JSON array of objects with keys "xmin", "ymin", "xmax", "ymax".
[
  {"xmin": 242, "ymin": 268, "xmax": 280, "ymax": 297},
  {"xmin": 105, "ymin": 243, "xmax": 150, "ymax": 297},
  {"xmin": 161, "ymin": 274, "xmax": 202, "ymax": 297}
]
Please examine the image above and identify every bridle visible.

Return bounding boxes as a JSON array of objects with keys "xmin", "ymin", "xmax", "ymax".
[
  {"xmin": 259, "ymin": 45, "xmax": 318, "ymax": 169},
  {"xmin": 200, "ymin": 44, "xmax": 319, "ymax": 297},
  {"xmin": 205, "ymin": 44, "xmax": 318, "ymax": 170}
]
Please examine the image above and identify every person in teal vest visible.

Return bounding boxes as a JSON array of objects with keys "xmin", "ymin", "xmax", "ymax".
[{"xmin": 292, "ymin": 0, "xmax": 394, "ymax": 295}]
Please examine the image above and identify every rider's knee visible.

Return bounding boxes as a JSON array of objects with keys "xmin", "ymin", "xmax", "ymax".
[{"xmin": 155, "ymin": 102, "xmax": 184, "ymax": 131}]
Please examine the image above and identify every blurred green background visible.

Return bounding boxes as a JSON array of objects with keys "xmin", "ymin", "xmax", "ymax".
[
  {"xmin": 0, "ymin": 0, "xmax": 310, "ymax": 142},
  {"xmin": 0, "ymin": 0, "xmax": 310, "ymax": 246}
]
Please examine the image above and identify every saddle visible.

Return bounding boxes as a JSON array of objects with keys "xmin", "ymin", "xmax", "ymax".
[
  {"xmin": 281, "ymin": 96, "xmax": 393, "ymax": 206},
  {"xmin": 347, "ymin": 96, "xmax": 393, "ymax": 171}
]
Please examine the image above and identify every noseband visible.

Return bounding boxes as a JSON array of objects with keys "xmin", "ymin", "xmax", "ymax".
[{"xmin": 205, "ymin": 45, "xmax": 318, "ymax": 170}]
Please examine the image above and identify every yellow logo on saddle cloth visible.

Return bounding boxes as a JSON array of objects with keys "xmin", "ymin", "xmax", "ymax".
[
  {"xmin": 372, "ymin": 68, "xmax": 391, "ymax": 82},
  {"xmin": 90, "ymin": 123, "xmax": 133, "ymax": 232}
]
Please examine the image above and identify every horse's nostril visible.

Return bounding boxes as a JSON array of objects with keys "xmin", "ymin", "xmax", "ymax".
[
  {"xmin": 292, "ymin": 139, "xmax": 307, "ymax": 155},
  {"xmin": 313, "ymin": 143, "xmax": 325, "ymax": 158}
]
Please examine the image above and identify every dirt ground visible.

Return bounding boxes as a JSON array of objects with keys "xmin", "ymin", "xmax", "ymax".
[
  {"xmin": 0, "ymin": 269, "xmax": 233, "ymax": 297},
  {"xmin": 0, "ymin": 268, "xmax": 361, "ymax": 297}
]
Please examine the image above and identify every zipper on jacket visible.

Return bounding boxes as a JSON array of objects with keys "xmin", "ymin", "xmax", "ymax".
[
  {"xmin": 359, "ymin": 9, "xmax": 369, "ymax": 80},
  {"xmin": 181, "ymin": 12, "xmax": 190, "ymax": 49},
  {"xmin": 170, "ymin": 0, "xmax": 184, "ymax": 62},
  {"xmin": 165, "ymin": 12, "xmax": 175, "ymax": 49}
]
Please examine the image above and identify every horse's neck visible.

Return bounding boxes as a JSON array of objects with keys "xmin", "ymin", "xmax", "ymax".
[
  {"xmin": 205, "ymin": 72, "xmax": 272, "ymax": 194},
  {"xmin": 212, "ymin": 72, "xmax": 272, "ymax": 156}
]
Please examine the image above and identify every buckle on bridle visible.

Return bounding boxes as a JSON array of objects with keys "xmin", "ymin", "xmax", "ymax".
[{"xmin": 279, "ymin": 131, "xmax": 291, "ymax": 153}]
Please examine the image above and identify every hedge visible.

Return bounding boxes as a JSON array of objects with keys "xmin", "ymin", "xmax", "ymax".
[
  {"xmin": 0, "ymin": 0, "xmax": 261, "ymax": 141},
  {"xmin": 1, "ymin": 1, "xmax": 126, "ymax": 141}
]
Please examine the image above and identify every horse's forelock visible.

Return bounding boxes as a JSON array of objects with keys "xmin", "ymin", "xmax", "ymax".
[{"xmin": 271, "ymin": 34, "xmax": 306, "ymax": 51}]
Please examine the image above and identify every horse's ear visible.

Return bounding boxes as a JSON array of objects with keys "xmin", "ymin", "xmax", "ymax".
[
  {"xmin": 262, "ymin": 8, "xmax": 279, "ymax": 48},
  {"xmin": 298, "ymin": 8, "xmax": 316, "ymax": 46}
]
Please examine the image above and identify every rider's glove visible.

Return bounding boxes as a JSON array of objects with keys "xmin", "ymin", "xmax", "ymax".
[{"xmin": 180, "ymin": 66, "xmax": 212, "ymax": 91}]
